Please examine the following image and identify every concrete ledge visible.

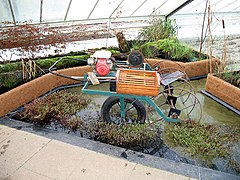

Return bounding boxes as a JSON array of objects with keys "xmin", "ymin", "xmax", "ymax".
[
  {"xmin": 0, "ymin": 117, "xmax": 239, "ymax": 180},
  {"xmin": 205, "ymin": 74, "xmax": 240, "ymax": 110}
]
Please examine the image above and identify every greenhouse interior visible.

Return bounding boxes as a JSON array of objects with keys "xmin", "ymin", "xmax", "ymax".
[{"xmin": 0, "ymin": 0, "xmax": 240, "ymax": 179}]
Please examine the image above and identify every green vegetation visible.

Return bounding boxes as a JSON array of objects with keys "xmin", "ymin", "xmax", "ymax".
[
  {"xmin": 130, "ymin": 17, "xmax": 206, "ymax": 61},
  {"xmin": 138, "ymin": 18, "xmax": 178, "ymax": 42},
  {"xmin": 133, "ymin": 38, "xmax": 197, "ymax": 61},
  {"xmin": 0, "ymin": 72, "xmax": 21, "ymax": 92},
  {"xmin": 164, "ymin": 120, "xmax": 239, "ymax": 162},
  {"xmin": 0, "ymin": 62, "xmax": 20, "ymax": 73},
  {"xmin": 16, "ymin": 91, "xmax": 91, "ymax": 125},
  {"xmin": 0, "ymin": 53, "xmax": 89, "ymax": 94},
  {"xmin": 217, "ymin": 71, "xmax": 240, "ymax": 88},
  {"xmin": 82, "ymin": 121, "xmax": 157, "ymax": 149},
  {"xmin": 13, "ymin": 89, "xmax": 239, "ymax": 170},
  {"xmin": 0, "ymin": 53, "xmax": 89, "ymax": 73},
  {"xmin": 15, "ymin": 89, "xmax": 157, "ymax": 150}
]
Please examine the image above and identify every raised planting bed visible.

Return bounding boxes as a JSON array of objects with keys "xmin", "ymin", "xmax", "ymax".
[
  {"xmin": 205, "ymin": 73, "xmax": 240, "ymax": 112},
  {"xmin": 0, "ymin": 65, "xmax": 93, "ymax": 117},
  {"xmin": 0, "ymin": 58, "xmax": 219, "ymax": 117}
]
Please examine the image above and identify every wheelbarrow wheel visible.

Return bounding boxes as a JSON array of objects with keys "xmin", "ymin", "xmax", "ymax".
[{"xmin": 101, "ymin": 96, "xmax": 146, "ymax": 124}]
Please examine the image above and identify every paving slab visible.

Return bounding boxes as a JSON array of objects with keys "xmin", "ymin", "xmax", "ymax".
[
  {"xmin": 68, "ymin": 150, "xmax": 136, "ymax": 180},
  {"xmin": 9, "ymin": 167, "xmax": 54, "ymax": 180},
  {"xmin": 22, "ymin": 140, "xmax": 90, "ymax": 180},
  {"xmin": 0, "ymin": 126, "xmax": 50, "ymax": 179},
  {"xmin": 0, "ymin": 125, "xmax": 17, "ymax": 143},
  {"xmin": 129, "ymin": 163, "xmax": 190, "ymax": 180}
]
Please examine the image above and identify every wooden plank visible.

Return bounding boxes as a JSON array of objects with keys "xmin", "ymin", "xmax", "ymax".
[{"xmin": 87, "ymin": 72, "xmax": 100, "ymax": 85}]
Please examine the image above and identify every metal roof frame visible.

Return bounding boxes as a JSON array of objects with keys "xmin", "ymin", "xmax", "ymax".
[
  {"xmin": 0, "ymin": 0, "xmax": 239, "ymax": 27},
  {"xmin": 166, "ymin": 0, "xmax": 194, "ymax": 18},
  {"xmin": 7, "ymin": 0, "xmax": 16, "ymax": 25}
]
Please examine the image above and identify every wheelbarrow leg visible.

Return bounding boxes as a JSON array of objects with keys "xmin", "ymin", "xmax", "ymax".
[{"xmin": 119, "ymin": 97, "xmax": 125, "ymax": 121}]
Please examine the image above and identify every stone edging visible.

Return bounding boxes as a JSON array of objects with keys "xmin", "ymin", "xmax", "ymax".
[{"xmin": 205, "ymin": 73, "xmax": 240, "ymax": 110}]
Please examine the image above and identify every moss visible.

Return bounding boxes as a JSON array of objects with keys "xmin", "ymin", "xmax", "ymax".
[
  {"xmin": 0, "ymin": 54, "xmax": 89, "ymax": 74},
  {"xmin": 0, "ymin": 62, "xmax": 21, "ymax": 73},
  {"xmin": 0, "ymin": 71, "xmax": 21, "ymax": 89}
]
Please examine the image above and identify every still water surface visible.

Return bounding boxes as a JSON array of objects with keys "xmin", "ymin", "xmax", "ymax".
[{"xmin": 66, "ymin": 78, "xmax": 240, "ymax": 127}]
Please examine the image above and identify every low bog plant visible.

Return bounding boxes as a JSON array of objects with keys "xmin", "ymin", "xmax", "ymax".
[
  {"xmin": 135, "ymin": 38, "xmax": 195, "ymax": 61},
  {"xmin": 217, "ymin": 71, "xmax": 240, "ymax": 88},
  {"xmin": 164, "ymin": 121, "xmax": 239, "ymax": 161},
  {"xmin": 138, "ymin": 18, "xmax": 178, "ymax": 42},
  {"xmin": 16, "ymin": 91, "xmax": 91, "ymax": 125},
  {"xmin": 78, "ymin": 120, "xmax": 158, "ymax": 150}
]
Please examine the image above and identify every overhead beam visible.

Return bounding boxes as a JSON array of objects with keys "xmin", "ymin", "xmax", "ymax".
[
  {"xmin": 181, "ymin": 0, "xmax": 205, "ymax": 14},
  {"xmin": 8, "ymin": 0, "xmax": 16, "ymax": 25},
  {"xmin": 130, "ymin": 0, "xmax": 148, "ymax": 16},
  {"xmin": 64, "ymin": 0, "xmax": 73, "ymax": 21},
  {"xmin": 40, "ymin": 0, "xmax": 43, "ymax": 23},
  {"xmin": 233, "ymin": 6, "xmax": 240, "ymax": 11},
  {"xmin": 109, "ymin": 0, "xmax": 125, "ymax": 18},
  {"xmin": 216, "ymin": 0, "xmax": 238, "ymax": 12},
  {"xmin": 88, "ymin": 0, "xmax": 100, "ymax": 19},
  {"xmin": 150, "ymin": 0, "xmax": 168, "ymax": 15},
  {"xmin": 166, "ymin": 0, "xmax": 194, "ymax": 18}
]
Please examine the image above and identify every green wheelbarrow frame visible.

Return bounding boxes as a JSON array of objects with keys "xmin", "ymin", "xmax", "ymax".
[{"xmin": 82, "ymin": 79, "xmax": 179, "ymax": 123}]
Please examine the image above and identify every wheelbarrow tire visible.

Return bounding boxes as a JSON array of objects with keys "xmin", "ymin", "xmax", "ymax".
[{"xmin": 101, "ymin": 96, "xmax": 146, "ymax": 124}]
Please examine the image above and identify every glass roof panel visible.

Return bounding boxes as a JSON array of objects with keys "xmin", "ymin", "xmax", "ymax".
[
  {"xmin": 214, "ymin": 0, "xmax": 240, "ymax": 12},
  {"xmin": 176, "ymin": 0, "xmax": 240, "ymax": 14},
  {"xmin": 132, "ymin": 0, "xmax": 166, "ymax": 16},
  {"xmin": 66, "ymin": 0, "xmax": 99, "ymax": 20},
  {"xmin": 0, "ymin": 0, "xmax": 239, "ymax": 25},
  {"xmin": 158, "ymin": 0, "xmax": 189, "ymax": 15},
  {"xmin": 0, "ymin": 0, "xmax": 13, "ymax": 23},
  {"xmin": 110, "ymin": 0, "xmax": 147, "ymax": 18},
  {"xmin": 11, "ymin": 0, "xmax": 40, "ymax": 23},
  {"xmin": 89, "ymin": 0, "xmax": 123, "ymax": 19},
  {"xmin": 42, "ymin": 0, "xmax": 70, "ymax": 22}
]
